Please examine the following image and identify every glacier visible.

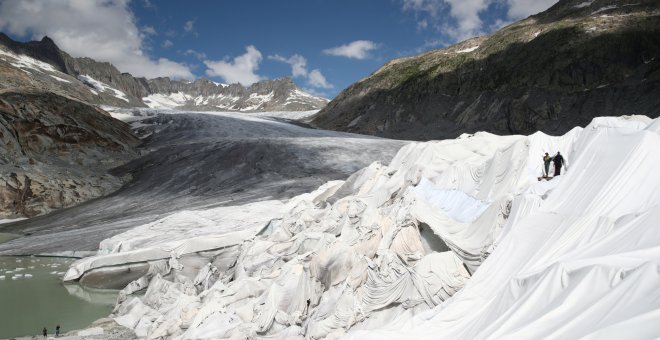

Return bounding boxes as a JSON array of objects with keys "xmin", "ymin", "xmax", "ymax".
[{"xmin": 60, "ymin": 115, "xmax": 660, "ymax": 339}]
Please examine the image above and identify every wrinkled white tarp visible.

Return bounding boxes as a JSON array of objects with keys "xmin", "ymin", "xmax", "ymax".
[{"xmin": 67, "ymin": 115, "xmax": 660, "ymax": 339}]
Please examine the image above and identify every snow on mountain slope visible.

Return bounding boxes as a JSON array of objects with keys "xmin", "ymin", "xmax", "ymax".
[
  {"xmin": 142, "ymin": 92, "xmax": 192, "ymax": 109},
  {"xmin": 59, "ymin": 115, "xmax": 660, "ymax": 338},
  {"xmin": 142, "ymin": 88, "xmax": 327, "ymax": 112},
  {"xmin": 78, "ymin": 74, "xmax": 129, "ymax": 102},
  {"xmin": 0, "ymin": 47, "xmax": 57, "ymax": 73}
]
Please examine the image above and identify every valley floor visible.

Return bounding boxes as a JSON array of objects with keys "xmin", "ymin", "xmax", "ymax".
[
  {"xmin": 0, "ymin": 109, "xmax": 406, "ymax": 255},
  {"xmin": 3, "ymin": 112, "xmax": 660, "ymax": 339}
]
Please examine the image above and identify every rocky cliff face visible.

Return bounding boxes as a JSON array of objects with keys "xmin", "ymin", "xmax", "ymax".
[
  {"xmin": 0, "ymin": 33, "xmax": 328, "ymax": 112},
  {"xmin": 143, "ymin": 77, "xmax": 328, "ymax": 112},
  {"xmin": 0, "ymin": 91, "xmax": 139, "ymax": 218},
  {"xmin": 310, "ymin": 0, "xmax": 660, "ymax": 140}
]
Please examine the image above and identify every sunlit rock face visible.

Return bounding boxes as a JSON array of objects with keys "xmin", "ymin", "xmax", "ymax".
[{"xmin": 311, "ymin": 0, "xmax": 660, "ymax": 141}]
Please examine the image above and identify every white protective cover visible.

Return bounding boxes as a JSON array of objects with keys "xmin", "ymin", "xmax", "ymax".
[{"xmin": 66, "ymin": 116, "xmax": 660, "ymax": 339}]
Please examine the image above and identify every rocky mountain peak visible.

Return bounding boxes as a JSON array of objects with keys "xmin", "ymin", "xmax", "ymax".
[{"xmin": 0, "ymin": 34, "xmax": 328, "ymax": 112}]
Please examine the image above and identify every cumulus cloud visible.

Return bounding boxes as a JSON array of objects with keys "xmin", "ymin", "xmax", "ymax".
[
  {"xmin": 322, "ymin": 40, "xmax": 379, "ymax": 60},
  {"xmin": 307, "ymin": 69, "xmax": 332, "ymax": 89},
  {"xmin": 401, "ymin": 0, "xmax": 557, "ymax": 42},
  {"xmin": 0, "ymin": 0, "xmax": 193, "ymax": 79},
  {"xmin": 268, "ymin": 54, "xmax": 332, "ymax": 89},
  {"xmin": 162, "ymin": 39, "xmax": 173, "ymax": 48},
  {"xmin": 269, "ymin": 54, "xmax": 307, "ymax": 78},
  {"xmin": 402, "ymin": 0, "xmax": 490, "ymax": 40},
  {"xmin": 204, "ymin": 45, "xmax": 263, "ymax": 86}
]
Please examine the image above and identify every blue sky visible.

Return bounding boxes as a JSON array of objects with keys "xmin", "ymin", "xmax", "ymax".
[{"xmin": 0, "ymin": 0, "xmax": 558, "ymax": 98}]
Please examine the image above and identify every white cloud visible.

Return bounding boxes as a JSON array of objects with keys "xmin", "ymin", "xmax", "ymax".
[
  {"xmin": 184, "ymin": 49, "xmax": 207, "ymax": 60},
  {"xmin": 162, "ymin": 39, "xmax": 173, "ymax": 48},
  {"xmin": 402, "ymin": 0, "xmax": 490, "ymax": 41},
  {"xmin": 269, "ymin": 54, "xmax": 307, "ymax": 78},
  {"xmin": 142, "ymin": 25, "xmax": 157, "ymax": 35},
  {"xmin": 268, "ymin": 54, "xmax": 333, "ymax": 89},
  {"xmin": 142, "ymin": 0, "xmax": 155, "ymax": 9},
  {"xmin": 401, "ymin": 0, "xmax": 557, "ymax": 42},
  {"xmin": 184, "ymin": 19, "xmax": 195, "ymax": 32},
  {"xmin": 307, "ymin": 69, "xmax": 332, "ymax": 89},
  {"xmin": 506, "ymin": 0, "xmax": 557, "ymax": 19},
  {"xmin": 0, "ymin": 0, "xmax": 193, "ymax": 79},
  {"xmin": 204, "ymin": 46, "xmax": 263, "ymax": 86},
  {"xmin": 403, "ymin": 0, "xmax": 442, "ymax": 16},
  {"xmin": 322, "ymin": 40, "xmax": 379, "ymax": 60}
]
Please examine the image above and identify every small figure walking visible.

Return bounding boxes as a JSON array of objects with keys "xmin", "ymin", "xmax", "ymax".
[
  {"xmin": 56, "ymin": 324, "xmax": 61, "ymax": 337},
  {"xmin": 42, "ymin": 327, "xmax": 47, "ymax": 338},
  {"xmin": 543, "ymin": 152, "xmax": 552, "ymax": 177},
  {"xmin": 553, "ymin": 152, "xmax": 566, "ymax": 176}
]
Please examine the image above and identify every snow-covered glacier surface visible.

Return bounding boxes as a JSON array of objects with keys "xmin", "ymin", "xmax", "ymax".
[{"xmin": 65, "ymin": 115, "xmax": 660, "ymax": 339}]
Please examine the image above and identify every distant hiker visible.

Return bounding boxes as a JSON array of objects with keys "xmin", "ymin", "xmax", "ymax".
[
  {"xmin": 303, "ymin": 298, "xmax": 311, "ymax": 316},
  {"xmin": 553, "ymin": 152, "xmax": 566, "ymax": 176},
  {"xmin": 42, "ymin": 327, "xmax": 47, "ymax": 338},
  {"xmin": 56, "ymin": 324, "xmax": 61, "ymax": 337},
  {"xmin": 543, "ymin": 152, "xmax": 552, "ymax": 177}
]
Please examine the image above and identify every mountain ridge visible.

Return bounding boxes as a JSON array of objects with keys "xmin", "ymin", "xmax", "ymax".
[
  {"xmin": 0, "ymin": 33, "xmax": 328, "ymax": 112},
  {"xmin": 310, "ymin": 0, "xmax": 660, "ymax": 140}
]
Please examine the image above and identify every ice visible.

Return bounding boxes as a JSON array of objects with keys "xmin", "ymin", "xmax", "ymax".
[{"xmin": 414, "ymin": 178, "xmax": 490, "ymax": 223}]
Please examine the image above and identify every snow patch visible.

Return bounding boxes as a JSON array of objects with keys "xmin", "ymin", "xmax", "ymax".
[
  {"xmin": 142, "ymin": 92, "xmax": 192, "ymax": 109},
  {"xmin": 457, "ymin": 46, "xmax": 479, "ymax": 53},
  {"xmin": 0, "ymin": 48, "xmax": 57, "ymax": 73},
  {"xmin": 575, "ymin": 0, "xmax": 593, "ymax": 8},
  {"xmin": 591, "ymin": 5, "xmax": 618, "ymax": 15},
  {"xmin": 0, "ymin": 217, "xmax": 27, "ymax": 225},
  {"xmin": 78, "ymin": 75, "xmax": 130, "ymax": 102},
  {"xmin": 49, "ymin": 75, "xmax": 70, "ymax": 83}
]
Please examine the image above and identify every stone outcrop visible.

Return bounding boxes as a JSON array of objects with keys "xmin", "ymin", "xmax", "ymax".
[{"xmin": 0, "ymin": 91, "xmax": 139, "ymax": 217}]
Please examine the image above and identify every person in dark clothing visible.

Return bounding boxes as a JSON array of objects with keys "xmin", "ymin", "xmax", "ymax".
[
  {"xmin": 56, "ymin": 325, "xmax": 61, "ymax": 337},
  {"xmin": 553, "ymin": 152, "xmax": 566, "ymax": 176},
  {"xmin": 42, "ymin": 327, "xmax": 47, "ymax": 338},
  {"xmin": 543, "ymin": 152, "xmax": 552, "ymax": 177}
]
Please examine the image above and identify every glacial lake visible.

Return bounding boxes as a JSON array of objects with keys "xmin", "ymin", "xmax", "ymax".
[{"xmin": 0, "ymin": 255, "xmax": 118, "ymax": 338}]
